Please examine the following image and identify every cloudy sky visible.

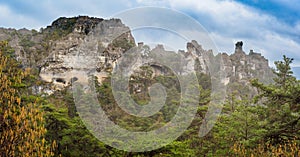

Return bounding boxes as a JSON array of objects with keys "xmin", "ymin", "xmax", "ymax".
[{"xmin": 0, "ymin": 0, "xmax": 300, "ymax": 77}]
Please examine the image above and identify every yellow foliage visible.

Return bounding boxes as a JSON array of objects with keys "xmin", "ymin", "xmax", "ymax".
[
  {"xmin": 0, "ymin": 41, "xmax": 56, "ymax": 156},
  {"xmin": 231, "ymin": 139, "xmax": 300, "ymax": 157}
]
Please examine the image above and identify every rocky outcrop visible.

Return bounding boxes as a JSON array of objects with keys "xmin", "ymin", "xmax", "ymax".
[
  {"xmin": 183, "ymin": 40, "xmax": 213, "ymax": 74},
  {"xmin": 46, "ymin": 16, "xmax": 104, "ymax": 35},
  {"xmin": 222, "ymin": 42, "xmax": 273, "ymax": 84},
  {"xmin": 124, "ymin": 39, "xmax": 274, "ymax": 97},
  {"xmin": 0, "ymin": 16, "xmax": 274, "ymax": 96},
  {"xmin": 39, "ymin": 17, "xmax": 135, "ymax": 91}
]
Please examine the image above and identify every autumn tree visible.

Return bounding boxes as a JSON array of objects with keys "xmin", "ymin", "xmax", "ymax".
[{"xmin": 0, "ymin": 41, "xmax": 55, "ymax": 156}]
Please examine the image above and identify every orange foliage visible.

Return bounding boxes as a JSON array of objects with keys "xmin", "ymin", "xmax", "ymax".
[
  {"xmin": 232, "ymin": 140, "xmax": 300, "ymax": 157},
  {"xmin": 0, "ymin": 41, "xmax": 56, "ymax": 156}
]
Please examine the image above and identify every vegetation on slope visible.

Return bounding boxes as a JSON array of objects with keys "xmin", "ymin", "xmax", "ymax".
[
  {"xmin": 0, "ymin": 41, "xmax": 56, "ymax": 156},
  {"xmin": 0, "ymin": 38, "xmax": 299, "ymax": 156}
]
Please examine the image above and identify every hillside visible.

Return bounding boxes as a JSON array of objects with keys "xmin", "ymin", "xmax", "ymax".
[{"xmin": 0, "ymin": 16, "xmax": 299, "ymax": 156}]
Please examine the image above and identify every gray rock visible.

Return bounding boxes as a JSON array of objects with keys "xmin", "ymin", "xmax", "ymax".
[{"xmin": 0, "ymin": 17, "xmax": 275, "ymax": 97}]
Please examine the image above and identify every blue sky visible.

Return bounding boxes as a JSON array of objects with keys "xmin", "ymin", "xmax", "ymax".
[
  {"xmin": 0, "ymin": 0, "xmax": 299, "ymax": 77},
  {"xmin": 237, "ymin": 0, "xmax": 300, "ymax": 25}
]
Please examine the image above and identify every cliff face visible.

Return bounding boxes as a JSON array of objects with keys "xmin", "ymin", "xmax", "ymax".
[
  {"xmin": 0, "ymin": 16, "xmax": 274, "ymax": 95},
  {"xmin": 221, "ymin": 41, "xmax": 274, "ymax": 85},
  {"xmin": 219, "ymin": 41, "xmax": 274, "ymax": 96},
  {"xmin": 175, "ymin": 40, "xmax": 274, "ymax": 96},
  {"xmin": 39, "ymin": 17, "xmax": 135, "ymax": 91}
]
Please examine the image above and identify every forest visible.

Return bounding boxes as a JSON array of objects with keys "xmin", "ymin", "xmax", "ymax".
[{"xmin": 0, "ymin": 39, "xmax": 300, "ymax": 156}]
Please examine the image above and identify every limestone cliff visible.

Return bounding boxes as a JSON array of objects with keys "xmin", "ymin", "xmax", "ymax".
[{"xmin": 0, "ymin": 16, "xmax": 274, "ymax": 96}]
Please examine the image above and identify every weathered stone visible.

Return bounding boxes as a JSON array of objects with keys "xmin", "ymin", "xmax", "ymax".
[{"xmin": 0, "ymin": 17, "xmax": 275, "ymax": 96}]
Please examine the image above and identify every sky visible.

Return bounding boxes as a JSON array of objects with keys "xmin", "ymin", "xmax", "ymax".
[{"xmin": 0, "ymin": 0, "xmax": 299, "ymax": 77}]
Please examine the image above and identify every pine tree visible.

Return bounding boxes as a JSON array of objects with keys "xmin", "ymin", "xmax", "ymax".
[
  {"xmin": 273, "ymin": 55, "xmax": 295, "ymax": 89},
  {"xmin": 251, "ymin": 55, "xmax": 300, "ymax": 144}
]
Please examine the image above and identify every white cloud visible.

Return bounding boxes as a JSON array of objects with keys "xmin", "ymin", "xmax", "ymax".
[
  {"xmin": 0, "ymin": 0, "xmax": 135, "ymax": 29},
  {"xmin": 131, "ymin": 27, "xmax": 187, "ymax": 51},
  {"xmin": 136, "ymin": 0, "xmax": 169, "ymax": 6},
  {"xmin": 0, "ymin": 4, "xmax": 42, "ymax": 29}
]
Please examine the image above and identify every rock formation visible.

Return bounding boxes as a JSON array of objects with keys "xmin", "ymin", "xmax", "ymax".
[{"xmin": 0, "ymin": 16, "xmax": 274, "ymax": 96}]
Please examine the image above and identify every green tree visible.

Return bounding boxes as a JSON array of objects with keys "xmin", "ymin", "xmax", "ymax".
[
  {"xmin": 44, "ymin": 88, "xmax": 110, "ymax": 157},
  {"xmin": 251, "ymin": 55, "xmax": 300, "ymax": 144},
  {"xmin": 212, "ymin": 95, "xmax": 266, "ymax": 156}
]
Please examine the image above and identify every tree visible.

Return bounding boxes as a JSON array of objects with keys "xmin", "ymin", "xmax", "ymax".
[
  {"xmin": 0, "ymin": 41, "xmax": 55, "ymax": 156},
  {"xmin": 273, "ymin": 55, "xmax": 295, "ymax": 89},
  {"xmin": 251, "ymin": 55, "xmax": 300, "ymax": 144}
]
